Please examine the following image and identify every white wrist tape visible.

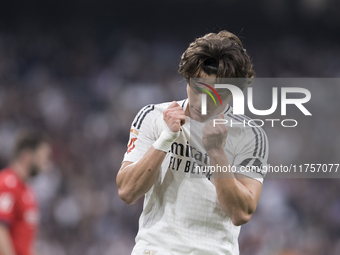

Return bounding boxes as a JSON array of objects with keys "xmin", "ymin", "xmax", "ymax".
[{"xmin": 152, "ymin": 128, "xmax": 180, "ymax": 152}]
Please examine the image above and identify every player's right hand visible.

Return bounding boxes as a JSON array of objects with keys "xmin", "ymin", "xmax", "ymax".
[{"xmin": 163, "ymin": 101, "xmax": 186, "ymax": 132}]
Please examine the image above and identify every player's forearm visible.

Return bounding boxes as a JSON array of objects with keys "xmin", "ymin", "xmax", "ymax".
[
  {"xmin": 0, "ymin": 225, "xmax": 16, "ymax": 255},
  {"xmin": 208, "ymin": 149, "xmax": 257, "ymax": 226},
  {"xmin": 117, "ymin": 147, "xmax": 166, "ymax": 204}
]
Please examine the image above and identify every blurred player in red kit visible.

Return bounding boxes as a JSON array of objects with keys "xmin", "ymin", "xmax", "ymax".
[{"xmin": 0, "ymin": 131, "xmax": 52, "ymax": 255}]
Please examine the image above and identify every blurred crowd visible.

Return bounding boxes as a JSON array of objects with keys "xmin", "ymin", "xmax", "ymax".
[{"xmin": 0, "ymin": 28, "xmax": 340, "ymax": 255}]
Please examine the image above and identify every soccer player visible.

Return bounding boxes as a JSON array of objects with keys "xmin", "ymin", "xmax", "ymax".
[
  {"xmin": 117, "ymin": 30, "xmax": 268, "ymax": 255},
  {"xmin": 0, "ymin": 131, "xmax": 52, "ymax": 255}
]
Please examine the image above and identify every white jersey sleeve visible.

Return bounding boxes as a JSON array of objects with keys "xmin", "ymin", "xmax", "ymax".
[
  {"xmin": 123, "ymin": 104, "xmax": 159, "ymax": 163},
  {"xmin": 232, "ymin": 125, "xmax": 269, "ymax": 184}
]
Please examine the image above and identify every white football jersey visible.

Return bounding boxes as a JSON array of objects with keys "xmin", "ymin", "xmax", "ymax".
[{"xmin": 123, "ymin": 99, "xmax": 268, "ymax": 255}]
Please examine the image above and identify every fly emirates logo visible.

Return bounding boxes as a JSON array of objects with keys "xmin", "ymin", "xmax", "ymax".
[{"xmin": 168, "ymin": 141, "xmax": 212, "ymax": 179}]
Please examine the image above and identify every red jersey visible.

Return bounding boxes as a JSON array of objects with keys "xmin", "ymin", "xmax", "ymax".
[{"xmin": 0, "ymin": 168, "xmax": 39, "ymax": 255}]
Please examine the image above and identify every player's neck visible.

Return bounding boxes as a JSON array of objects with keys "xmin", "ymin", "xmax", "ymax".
[
  {"xmin": 185, "ymin": 103, "xmax": 190, "ymax": 117},
  {"xmin": 9, "ymin": 161, "xmax": 29, "ymax": 181}
]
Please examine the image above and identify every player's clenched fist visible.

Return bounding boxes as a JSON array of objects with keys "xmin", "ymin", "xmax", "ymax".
[
  {"xmin": 163, "ymin": 101, "xmax": 186, "ymax": 132},
  {"xmin": 202, "ymin": 113, "xmax": 228, "ymax": 152}
]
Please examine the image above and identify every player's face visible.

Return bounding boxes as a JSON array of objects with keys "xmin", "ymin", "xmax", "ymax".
[
  {"xmin": 187, "ymin": 75, "xmax": 231, "ymax": 122},
  {"xmin": 30, "ymin": 143, "xmax": 52, "ymax": 176}
]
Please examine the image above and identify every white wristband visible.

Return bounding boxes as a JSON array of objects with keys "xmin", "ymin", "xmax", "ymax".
[{"xmin": 152, "ymin": 128, "xmax": 180, "ymax": 152}]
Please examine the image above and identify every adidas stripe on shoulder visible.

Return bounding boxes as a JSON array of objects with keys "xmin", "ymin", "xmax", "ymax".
[{"xmin": 132, "ymin": 105, "xmax": 155, "ymax": 130}]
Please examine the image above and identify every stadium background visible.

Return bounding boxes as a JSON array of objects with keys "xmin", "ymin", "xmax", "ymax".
[{"xmin": 0, "ymin": 0, "xmax": 340, "ymax": 254}]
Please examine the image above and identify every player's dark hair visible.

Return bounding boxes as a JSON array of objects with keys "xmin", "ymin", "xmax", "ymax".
[
  {"xmin": 12, "ymin": 130, "xmax": 49, "ymax": 159},
  {"xmin": 178, "ymin": 30, "xmax": 255, "ymax": 90}
]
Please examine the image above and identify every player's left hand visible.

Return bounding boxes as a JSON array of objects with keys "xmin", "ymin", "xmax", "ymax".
[{"xmin": 202, "ymin": 113, "xmax": 228, "ymax": 153}]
